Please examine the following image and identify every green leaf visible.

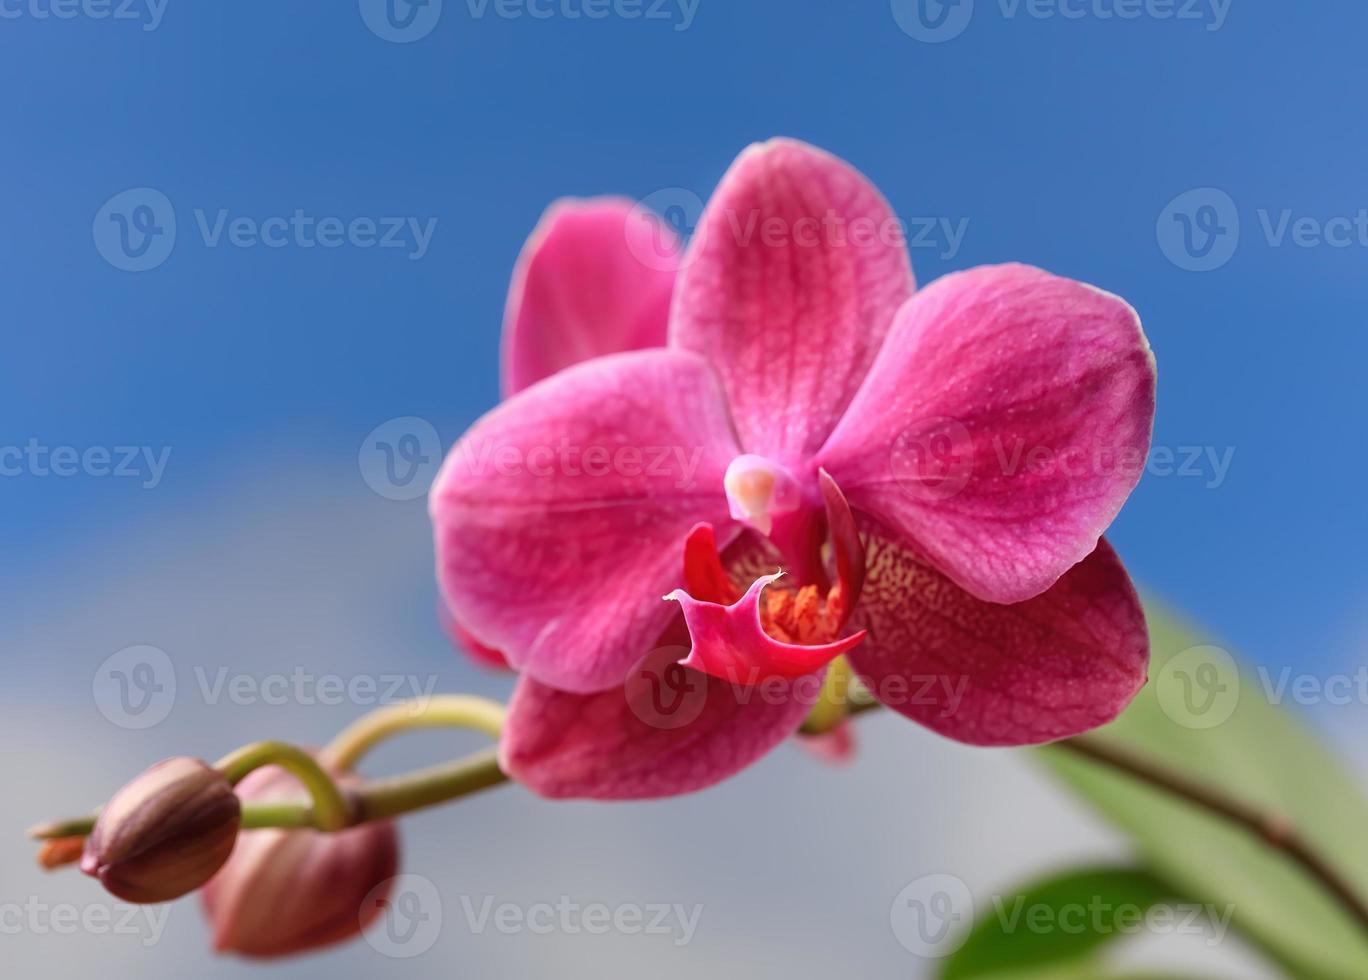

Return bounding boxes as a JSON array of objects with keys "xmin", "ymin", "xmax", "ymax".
[
  {"xmin": 1038, "ymin": 606, "xmax": 1368, "ymax": 979},
  {"xmin": 939, "ymin": 866, "xmax": 1175, "ymax": 980}
]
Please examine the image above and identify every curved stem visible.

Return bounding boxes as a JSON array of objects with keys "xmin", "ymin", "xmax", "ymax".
[
  {"xmin": 1053, "ymin": 735, "xmax": 1368, "ymax": 937},
  {"xmin": 32, "ymin": 688, "xmax": 1368, "ymax": 945},
  {"xmin": 322, "ymin": 694, "xmax": 506, "ymax": 772},
  {"xmin": 30, "ymin": 799, "xmax": 316, "ymax": 842},
  {"xmin": 215, "ymin": 741, "xmax": 351, "ymax": 832},
  {"xmin": 354, "ymin": 747, "xmax": 508, "ymax": 822},
  {"xmin": 845, "ymin": 695, "xmax": 1368, "ymax": 941},
  {"xmin": 798, "ymin": 655, "xmax": 855, "ymax": 736}
]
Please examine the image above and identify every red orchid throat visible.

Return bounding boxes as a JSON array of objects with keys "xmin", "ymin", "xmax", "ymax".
[{"xmin": 669, "ymin": 471, "xmax": 868, "ymax": 683}]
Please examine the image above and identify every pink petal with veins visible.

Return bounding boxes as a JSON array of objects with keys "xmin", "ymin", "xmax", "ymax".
[
  {"xmin": 500, "ymin": 645, "xmax": 822, "ymax": 800},
  {"xmin": 846, "ymin": 515, "xmax": 1148, "ymax": 746},
  {"xmin": 430, "ymin": 349, "xmax": 739, "ymax": 693},
  {"xmin": 817, "ymin": 263, "xmax": 1156, "ymax": 604},
  {"xmin": 502, "ymin": 198, "xmax": 677, "ymax": 396},
  {"xmin": 670, "ymin": 139, "xmax": 915, "ymax": 463}
]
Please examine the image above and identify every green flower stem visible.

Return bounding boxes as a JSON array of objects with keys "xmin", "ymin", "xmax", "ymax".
[
  {"xmin": 322, "ymin": 694, "xmax": 507, "ymax": 772},
  {"xmin": 215, "ymin": 741, "xmax": 352, "ymax": 832},
  {"xmin": 846, "ymin": 696, "xmax": 1368, "ymax": 941},
  {"xmin": 40, "ymin": 682, "xmax": 1365, "ymax": 945},
  {"xmin": 1053, "ymin": 735, "xmax": 1368, "ymax": 938},
  {"xmin": 799, "ymin": 655, "xmax": 857, "ymax": 735},
  {"xmin": 353, "ymin": 747, "xmax": 509, "ymax": 822},
  {"xmin": 27, "ymin": 815, "xmax": 100, "ymax": 841},
  {"xmin": 240, "ymin": 801, "xmax": 315, "ymax": 830},
  {"xmin": 29, "ymin": 799, "xmax": 315, "ymax": 841},
  {"xmin": 31, "ymin": 696, "xmax": 511, "ymax": 846},
  {"xmin": 28, "ymin": 749, "xmax": 506, "ymax": 842}
]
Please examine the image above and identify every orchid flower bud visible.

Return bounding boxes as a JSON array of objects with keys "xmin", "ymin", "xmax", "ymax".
[
  {"xmin": 201, "ymin": 758, "xmax": 399, "ymax": 959},
  {"xmin": 81, "ymin": 757, "xmax": 242, "ymax": 904}
]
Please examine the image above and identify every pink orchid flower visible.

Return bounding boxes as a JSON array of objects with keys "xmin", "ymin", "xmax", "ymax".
[{"xmin": 431, "ymin": 139, "xmax": 1155, "ymax": 800}]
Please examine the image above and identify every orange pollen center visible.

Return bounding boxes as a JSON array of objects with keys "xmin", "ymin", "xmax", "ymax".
[{"xmin": 761, "ymin": 583, "xmax": 847, "ymax": 646}]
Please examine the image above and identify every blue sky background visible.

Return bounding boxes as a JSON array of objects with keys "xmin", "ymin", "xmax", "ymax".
[
  {"xmin": 0, "ymin": 4, "xmax": 1363, "ymax": 976},
  {"xmin": 6, "ymin": 1, "xmax": 1366, "ymax": 669}
]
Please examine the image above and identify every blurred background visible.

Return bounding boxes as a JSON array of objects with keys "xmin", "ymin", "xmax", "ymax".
[{"xmin": 2, "ymin": 1, "xmax": 1365, "ymax": 976}]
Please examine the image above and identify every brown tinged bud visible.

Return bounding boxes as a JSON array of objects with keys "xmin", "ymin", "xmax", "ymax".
[
  {"xmin": 201, "ymin": 757, "xmax": 400, "ymax": 959},
  {"xmin": 81, "ymin": 757, "xmax": 242, "ymax": 904}
]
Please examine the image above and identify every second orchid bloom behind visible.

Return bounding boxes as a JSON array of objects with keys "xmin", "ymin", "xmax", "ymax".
[{"xmin": 431, "ymin": 138, "xmax": 1157, "ymax": 799}]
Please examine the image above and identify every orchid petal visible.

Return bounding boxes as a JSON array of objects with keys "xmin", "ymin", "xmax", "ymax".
[
  {"xmin": 430, "ymin": 349, "xmax": 738, "ymax": 693},
  {"xmin": 502, "ymin": 197, "xmax": 677, "ymax": 396},
  {"xmin": 438, "ymin": 602, "xmax": 511, "ymax": 671},
  {"xmin": 818, "ymin": 468, "xmax": 865, "ymax": 625},
  {"xmin": 500, "ymin": 646, "xmax": 822, "ymax": 800},
  {"xmin": 670, "ymin": 139, "xmax": 915, "ymax": 463},
  {"xmin": 846, "ymin": 516, "xmax": 1149, "ymax": 746},
  {"xmin": 817, "ymin": 263, "xmax": 1156, "ymax": 604}
]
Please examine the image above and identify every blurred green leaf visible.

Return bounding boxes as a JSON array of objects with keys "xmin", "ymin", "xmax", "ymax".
[
  {"xmin": 939, "ymin": 866, "xmax": 1175, "ymax": 980},
  {"xmin": 1038, "ymin": 606, "xmax": 1368, "ymax": 979}
]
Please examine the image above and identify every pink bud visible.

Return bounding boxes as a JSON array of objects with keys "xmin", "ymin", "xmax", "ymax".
[
  {"xmin": 201, "ymin": 758, "xmax": 399, "ymax": 959},
  {"xmin": 81, "ymin": 757, "xmax": 242, "ymax": 904}
]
